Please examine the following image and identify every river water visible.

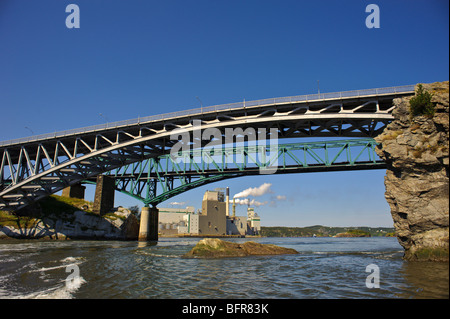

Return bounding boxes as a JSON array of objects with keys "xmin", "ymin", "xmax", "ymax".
[{"xmin": 0, "ymin": 237, "xmax": 448, "ymax": 299}]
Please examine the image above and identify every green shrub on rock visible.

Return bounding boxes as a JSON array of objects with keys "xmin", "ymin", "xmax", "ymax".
[{"xmin": 409, "ymin": 84, "xmax": 435, "ymax": 117}]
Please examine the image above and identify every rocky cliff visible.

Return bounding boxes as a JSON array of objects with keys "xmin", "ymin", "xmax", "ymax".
[
  {"xmin": 0, "ymin": 196, "xmax": 139, "ymax": 240},
  {"xmin": 375, "ymin": 81, "xmax": 449, "ymax": 261}
]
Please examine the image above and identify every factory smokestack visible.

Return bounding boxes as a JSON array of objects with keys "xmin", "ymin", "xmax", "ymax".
[
  {"xmin": 226, "ymin": 187, "xmax": 230, "ymax": 217},
  {"xmin": 232, "ymin": 197, "xmax": 236, "ymax": 217}
]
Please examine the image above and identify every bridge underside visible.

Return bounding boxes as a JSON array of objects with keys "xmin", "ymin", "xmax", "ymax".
[
  {"xmin": 84, "ymin": 139, "xmax": 385, "ymax": 206},
  {"xmin": 0, "ymin": 85, "xmax": 414, "ymax": 211}
]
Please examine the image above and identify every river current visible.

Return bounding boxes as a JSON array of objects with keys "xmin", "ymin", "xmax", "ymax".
[{"xmin": 0, "ymin": 237, "xmax": 448, "ymax": 299}]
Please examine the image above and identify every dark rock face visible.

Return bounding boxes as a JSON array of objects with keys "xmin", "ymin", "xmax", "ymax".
[
  {"xmin": 0, "ymin": 206, "xmax": 139, "ymax": 240},
  {"xmin": 375, "ymin": 81, "xmax": 449, "ymax": 261},
  {"xmin": 183, "ymin": 238, "xmax": 298, "ymax": 258}
]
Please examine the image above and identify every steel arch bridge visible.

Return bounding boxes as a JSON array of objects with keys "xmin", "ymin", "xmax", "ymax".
[
  {"xmin": 87, "ymin": 138, "xmax": 384, "ymax": 206},
  {"xmin": 0, "ymin": 85, "xmax": 415, "ymax": 211}
]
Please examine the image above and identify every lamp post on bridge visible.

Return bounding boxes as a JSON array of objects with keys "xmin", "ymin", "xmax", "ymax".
[
  {"xmin": 196, "ymin": 96, "xmax": 203, "ymax": 113},
  {"xmin": 99, "ymin": 113, "xmax": 109, "ymax": 127},
  {"xmin": 317, "ymin": 80, "xmax": 321, "ymax": 98},
  {"xmin": 24, "ymin": 126, "xmax": 34, "ymax": 135}
]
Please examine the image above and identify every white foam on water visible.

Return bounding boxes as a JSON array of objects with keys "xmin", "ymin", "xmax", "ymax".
[
  {"xmin": 29, "ymin": 256, "xmax": 85, "ymax": 273},
  {"xmin": 0, "ymin": 274, "xmax": 13, "ymax": 298},
  {"xmin": 5, "ymin": 275, "xmax": 87, "ymax": 299},
  {"xmin": 136, "ymin": 251, "xmax": 180, "ymax": 258},
  {"xmin": 30, "ymin": 264, "xmax": 70, "ymax": 272},
  {"xmin": 0, "ymin": 256, "xmax": 87, "ymax": 299},
  {"xmin": 0, "ymin": 277, "xmax": 87, "ymax": 299},
  {"xmin": 23, "ymin": 276, "xmax": 86, "ymax": 299}
]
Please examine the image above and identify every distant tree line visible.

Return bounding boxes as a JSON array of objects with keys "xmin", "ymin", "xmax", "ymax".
[{"xmin": 260, "ymin": 226, "xmax": 395, "ymax": 237}]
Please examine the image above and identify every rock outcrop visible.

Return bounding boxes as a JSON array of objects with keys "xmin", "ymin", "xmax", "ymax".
[
  {"xmin": 334, "ymin": 230, "xmax": 371, "ymax": 238},
  {"xmin": 375, "ymin": 81, "xmax": 449, "ymax": 261},
  {"xmin": 183, "ymin": 238, "xmax": 298, "ymax": 258},
  {"xmin": 0, "ymin": 206, "xmax": 139, "ymax": 240}
]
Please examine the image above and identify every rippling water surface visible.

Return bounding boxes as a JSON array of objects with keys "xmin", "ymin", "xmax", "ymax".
[{"xmin": 0, "ymin": 237, "xmax": 448, "ymax": 299}]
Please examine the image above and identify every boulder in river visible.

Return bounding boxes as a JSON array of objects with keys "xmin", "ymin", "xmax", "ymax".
[{"xmin": 183, "ymin": 238, "xmax": 298, "ymax": 258}]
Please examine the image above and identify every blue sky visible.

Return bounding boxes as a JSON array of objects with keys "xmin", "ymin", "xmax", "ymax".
[{"xmin": 1, "ymin": 0, "xmax": 448, "ymax": 227}]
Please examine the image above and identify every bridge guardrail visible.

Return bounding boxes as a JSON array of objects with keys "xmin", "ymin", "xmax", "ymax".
[{"xmin": 0, "ymin": 85, "xmax": 415, "ymax": 147}]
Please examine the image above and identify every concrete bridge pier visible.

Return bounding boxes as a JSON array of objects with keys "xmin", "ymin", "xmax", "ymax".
[
  {"xmin": 138, "ymin": 206, "xmax": 159, "ymax": 241},
  {"xmin": 93, "ymin": 175, "xmax": 115, "ymax": 216},
  {"xmin": 62, "ymin": 183, "xmax": 86, "ymax": 200}
]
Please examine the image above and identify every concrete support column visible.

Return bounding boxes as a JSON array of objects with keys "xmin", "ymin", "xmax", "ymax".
[
  {"xmin": 93, "ymin": 175, "xmax": 115, "ymax": 216},
  {"xmin": 62, "ymin": 183, "xmax": 86, "ymax": 199},
  {"xmin": 138, "ymin": 206, "xmax": 159, "ymax": 241}
]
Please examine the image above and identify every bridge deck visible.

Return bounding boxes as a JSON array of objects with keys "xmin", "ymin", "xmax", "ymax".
[{"xmin": 0, "ymin": 85, "xmax": 414, "ymax": 148}]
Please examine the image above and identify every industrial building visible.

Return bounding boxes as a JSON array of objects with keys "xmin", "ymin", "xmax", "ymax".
[
  {"xmin": 158, "ymin": 187, "xmax": 261, "ymax": 237},
  {"xmin": 158, "ymin": 206, "xmax": 197, "ymax": 236}
]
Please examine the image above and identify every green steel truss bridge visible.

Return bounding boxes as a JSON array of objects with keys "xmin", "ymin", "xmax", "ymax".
[
  {"xmin": 0, "ymin": 85, "xmax": 415, "ymax": 211},
  {"xmin": 88, "ymin": 138, "xmax": 384, "ymax": 207}
]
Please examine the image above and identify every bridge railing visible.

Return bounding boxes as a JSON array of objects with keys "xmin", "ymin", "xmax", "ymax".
[{"xmin": 0, "ymin": 85, "xmax": 415, "ymax": 147}]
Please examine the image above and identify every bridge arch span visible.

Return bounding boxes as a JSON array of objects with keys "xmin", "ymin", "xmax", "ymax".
[
  {"xmin": 88, "ymin": 139, "xmax": 385, "ymax": 207},
  {"xmin": 0, "ymin": 85, "xmax": 414, "ymax": 211}
]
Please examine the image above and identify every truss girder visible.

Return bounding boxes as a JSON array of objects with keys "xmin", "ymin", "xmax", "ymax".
[
  {"xmin": 86, "ymin": 138, "xmax": 384, "ymax": 207},
  {"xmin": 0, "ymin": 89, "xmax": 414, "ymax": 211}
]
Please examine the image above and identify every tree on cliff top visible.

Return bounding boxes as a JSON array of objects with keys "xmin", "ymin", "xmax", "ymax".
[{"xmin": 409, "ymin": 84, "xmax": 435, "ymax": 118}]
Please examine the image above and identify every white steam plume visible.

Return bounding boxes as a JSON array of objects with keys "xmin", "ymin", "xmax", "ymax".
[
  {"xmin": 170, "ymin": 201, "xmax": 187, "ymax": 206},
  {"xmin": 233, "ymin": 183, "xmax": 272, "ymax": 199},
  {"xmin": 235, "ymin": 198, "xmax": 269, "ymax": 207}
]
